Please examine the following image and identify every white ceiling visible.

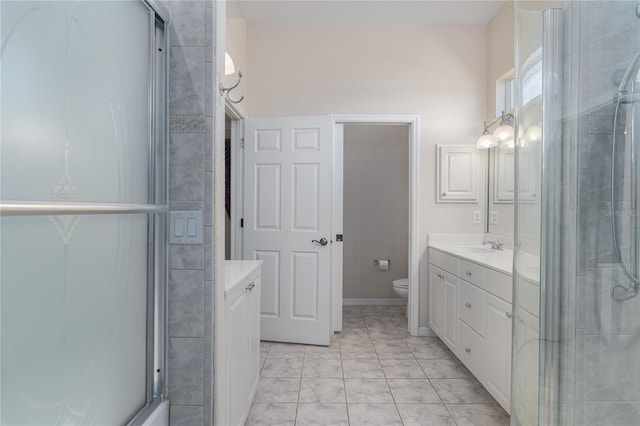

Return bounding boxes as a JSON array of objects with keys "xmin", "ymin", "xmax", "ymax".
[{"xmin": 227, "ymin": 0, "xmax": 506, "ymax": 25}]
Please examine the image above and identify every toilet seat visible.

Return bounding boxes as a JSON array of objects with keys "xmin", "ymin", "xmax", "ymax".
[{"xmin": 393, "ymin": 278, "xmax": 409, "ymax": 288}]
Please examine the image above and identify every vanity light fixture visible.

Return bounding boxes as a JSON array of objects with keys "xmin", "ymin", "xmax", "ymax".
[
  {"xmin": 476, "ymin": 111, "xmax": 515, "ymax": 149},
  {"xmin": 220, "ymin": 52, "xmax": 244, "ymax": 104},
  {"xmin": 477, "ymin": 122, "xmax": 499, "ymax": 149}
]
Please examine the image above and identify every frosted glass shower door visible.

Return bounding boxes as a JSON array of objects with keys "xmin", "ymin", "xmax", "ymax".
[{"xmin": 0, "ymin": 1, "xmax": 168, "ymax": 424}]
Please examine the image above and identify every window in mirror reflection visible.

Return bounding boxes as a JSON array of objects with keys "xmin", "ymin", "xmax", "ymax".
[{"xmin": 522, "ymin": 56, "xmax": 542, "ymax": 106}]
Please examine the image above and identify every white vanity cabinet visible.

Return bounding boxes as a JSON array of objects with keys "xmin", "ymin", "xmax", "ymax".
[
  {"xmin": 224, "ymin": 260, "xmax": 262, "ymax": 426},
  {"xmin": 428, "ymin": 248, "xmax": 512, "ymax": 413}
]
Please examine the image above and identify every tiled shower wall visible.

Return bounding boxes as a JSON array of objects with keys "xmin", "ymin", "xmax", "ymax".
[
  {"xmin": 569, "ymin": 1, "xmax": 640, "ymax": 424},
  {"xmin": 162, "ymin": 1, "xmax": 215, "ymax": 425}
]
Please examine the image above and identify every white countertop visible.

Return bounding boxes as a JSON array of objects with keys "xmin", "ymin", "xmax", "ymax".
[
  {"xmin": 225, "ymin": 260, "xmax": 262, "ymax": 294},
  {"xmin": 514, "ymin": 250, "xmax": 540, "ymax": 284},
  {"xmin": 428, "ymin": 233, "xmax": 513, "ymax": 275}
]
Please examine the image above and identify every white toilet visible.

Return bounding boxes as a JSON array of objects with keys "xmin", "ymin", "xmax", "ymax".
[{"xmin": 392, "ymin": 278, "xmax": 409, "ymax": 299}]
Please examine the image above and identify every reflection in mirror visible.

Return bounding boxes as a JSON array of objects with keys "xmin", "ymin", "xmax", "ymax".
[{"xmin": 487, "ymin": 146, "xmax": 515, "ymax": 236}]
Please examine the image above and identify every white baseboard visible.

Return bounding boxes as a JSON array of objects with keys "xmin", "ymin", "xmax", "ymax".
[
  {"xmin": 343, "ymin": 298, "xmax": 406, "ymax": 306},
  {"xmin": 418, "ymin": 326, "xmax": 435, "ymax": 337}
]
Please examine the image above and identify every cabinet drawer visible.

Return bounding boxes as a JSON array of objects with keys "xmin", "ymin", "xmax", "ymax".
[
  {"xmin": 457, "ymin": 320, "xmax": 485, "ymax": 380},
  {"xmin": 458, "ymin": 280, "xmax": 485, "ymax": 336},
  {"xmin": 459, "ymin": 258, "xmax": 484, "ymax": 288},
  {"xmin": 429, "ymin": 249, "xmax": 459, "ymax": 275},
  {"xmin": 484, "ymin": 268, "xmax": 512, "ymax": 303}
]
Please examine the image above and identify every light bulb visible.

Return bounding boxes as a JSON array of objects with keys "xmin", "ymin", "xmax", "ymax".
[
  {"xmin": 501, "ymin": 138, "xmax": 515, "ymax": 149},
  {"xmin": 525, "ymin": 124, "xmax": 542, "ymax": 142},
  {"xmin": 476, "ymin": 133, "xmax": 498, "ymax": 149},
  {"xmin": 493, "ymin": 124, "xmax": 514, "ymax": 142},
  {"xmin": 225, "ymin": 52, "xmax": 236, "ymax": 76}
]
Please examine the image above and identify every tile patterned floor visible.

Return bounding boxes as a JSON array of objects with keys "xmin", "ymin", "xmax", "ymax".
[{"xmin": 246, "ymin": 305, "xmax": 509, "ymax": 426}]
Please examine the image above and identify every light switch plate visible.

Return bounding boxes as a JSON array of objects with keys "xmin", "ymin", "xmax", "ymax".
[
  {"xmin": 170, "ymin": 211, "xmax": 203, "ymax": 244},
  {"xmin": 472, "ymin": 210, "xmax": 481, "ymax": 224},
  {"xmin": 491, "ymin": 211, "xmax": 499, "ymax": 224}
]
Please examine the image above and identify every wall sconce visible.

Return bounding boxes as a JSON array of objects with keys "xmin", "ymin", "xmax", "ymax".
[
  {"xmin": 220, "ymin": 52, "xmax": 244, "ymax": 104},
  {"xmin": 476, "ymin": 111, "xmax": 515, "ymax": 149}
]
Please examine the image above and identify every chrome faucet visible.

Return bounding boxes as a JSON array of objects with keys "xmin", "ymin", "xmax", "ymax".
[{"xmin": 482, "ymin": 239, "xmax": 504, "ymax": 251}]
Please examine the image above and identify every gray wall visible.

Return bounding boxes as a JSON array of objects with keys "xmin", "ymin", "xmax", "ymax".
[
  {"xmin": 163, "ymin": 1, "xmax": 215, "ymax": 425},
  {"xmin": 343, "ymin": 124, "xmax": 409, "ymax": 300}
]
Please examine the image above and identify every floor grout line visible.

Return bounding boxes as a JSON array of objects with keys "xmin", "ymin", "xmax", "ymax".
[{"xmin": 249, "ymin": 305, "xmax": 508, "ymax": 425}]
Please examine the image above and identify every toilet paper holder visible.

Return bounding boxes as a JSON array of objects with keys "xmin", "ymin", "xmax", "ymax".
[{"xmin": 373, "ymin": 259, "xmax": 390, "ymax": 266}]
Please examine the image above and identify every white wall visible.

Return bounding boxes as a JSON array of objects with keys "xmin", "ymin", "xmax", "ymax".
[
  {"xmin": 246, "ymin": 22, "xmax": 488, "ymax": 326},
  {"xmin": 487, "ymin": 1, "xmax": 516, "ymax": 237},
  {"xmin": 487, "ymin": 0, "xmax": 515, "ymax": 119},
  {"xmin": 343, "ymin": 124, "xmax": 409, "ymax": 300},
  {"xmin": 225, "ymin": 18, "xmax": 249, "ymax": 117}
]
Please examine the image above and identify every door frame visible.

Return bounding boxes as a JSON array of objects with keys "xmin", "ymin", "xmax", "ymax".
[
  {"xmin": 225, "ymin": 113, "xmax": 422, "ymax": 339},
  {"xmin": 226, "ymin": 101, "xmax": 245, "ymax": 260},
  {"xmin": 331, "ymin": 114, "xmax": 420, "ymax": 337}
]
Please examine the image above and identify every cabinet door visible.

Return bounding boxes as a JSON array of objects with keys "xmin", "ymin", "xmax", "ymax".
[
  {"xmin": 437, "ymin": 145, "xmax": 480, "ymax": 203},
  {"xmin": 428, "ymin": 266, "xmax": 443, "ymax": 335},
  {"xmin": 441, "ymin": 272, "xmax": 458, "ymax": 352},
  {"xmin": 226, "ymin": 285, "xmax": 248, "ymax": 426},
  {"xmin": 246, "ymin": 273, "xmax": 261, "ymax": 405},
  {"xmin": 484, "ymin": 293, "xmax": 512, "ymax": 413}
]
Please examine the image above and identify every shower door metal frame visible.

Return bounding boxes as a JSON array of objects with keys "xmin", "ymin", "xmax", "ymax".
[{"xmin": 538, "ymin": 8, "xmax": 578, "ymax": 426}]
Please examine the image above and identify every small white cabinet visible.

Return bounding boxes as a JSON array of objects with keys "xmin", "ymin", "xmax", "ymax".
[
  {"xmin": 428, "ymin": 248, "xmax": 512, "ymax": 413},
  {"xmin": 436, "ymin": 145, "xmax": 480, "ymax": 203},
  {"xmin": 224, "ymin": 260, "xmax": 262, "ymax": 426}
]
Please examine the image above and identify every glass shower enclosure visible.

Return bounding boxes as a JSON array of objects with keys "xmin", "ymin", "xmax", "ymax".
[
  {"xmin": 0, "ymin": 1, "xmax": 168, "ymax": 424},
  {"xmin": 512, "ymin": 1, "xmax": 640, "ymax": 424}
]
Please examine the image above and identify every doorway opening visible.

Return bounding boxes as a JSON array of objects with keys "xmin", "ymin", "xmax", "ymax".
[
  {"xmin": 332, "ymin": 115, "xmax": 420, "ymax": 337},
  {"xmin": 341, "ymin": 123, "xmax": 410, "ymax": 311}
]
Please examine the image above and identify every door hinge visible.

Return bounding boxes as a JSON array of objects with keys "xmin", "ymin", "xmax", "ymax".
[
  {"xmin": 336, "ymin": 234, "xmax": 343, "ymax": 242},
  {"xmin": 240, "ymin": 218, "xmax": 244, "ymax": 228},
  {"xmin": 240, "ymin": 138, "xmax": 245, "ymax": 148}
]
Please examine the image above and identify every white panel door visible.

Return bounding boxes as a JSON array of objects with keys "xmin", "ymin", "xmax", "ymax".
[{"xmin": 244, "ymin": 116, "xmax": 332, "ymax": 346}]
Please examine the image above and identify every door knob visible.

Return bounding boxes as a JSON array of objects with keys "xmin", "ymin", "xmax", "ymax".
[{"xmin": 312, "ymin": 238, "xmax": 328, "ymax": 246}]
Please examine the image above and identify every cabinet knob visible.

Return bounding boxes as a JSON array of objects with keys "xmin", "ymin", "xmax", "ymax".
[
  {"xmin": 246, "ymin": 282, "xmax": 256, "ymax": 291},
  {"xmin": 466, "ymin": 270, "xmax": 472, "ymax": 276},
  {"xmin": 505, "ymin": 312, "xmax": 512, "ymax": 319},
  {"xmin": 464, "ymin": 347, "xmax": 471, "ymax": 353},
  {"xmin": 442, "ymin": 192, "xmax": 447, "ymax": 196},
  {"xmin": 465, "ymin": 302, "xmax": 472, "ymax": 309}
]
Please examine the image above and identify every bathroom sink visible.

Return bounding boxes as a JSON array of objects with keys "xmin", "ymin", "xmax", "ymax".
[{"xmin": 455, "ymin": 246, "xmax": 496, "ymax": 254}]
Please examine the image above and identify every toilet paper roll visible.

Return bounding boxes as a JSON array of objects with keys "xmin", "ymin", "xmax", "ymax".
[{"xmin": 377, "ymin": 259, "xmax": 389, "ymax": 271}]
